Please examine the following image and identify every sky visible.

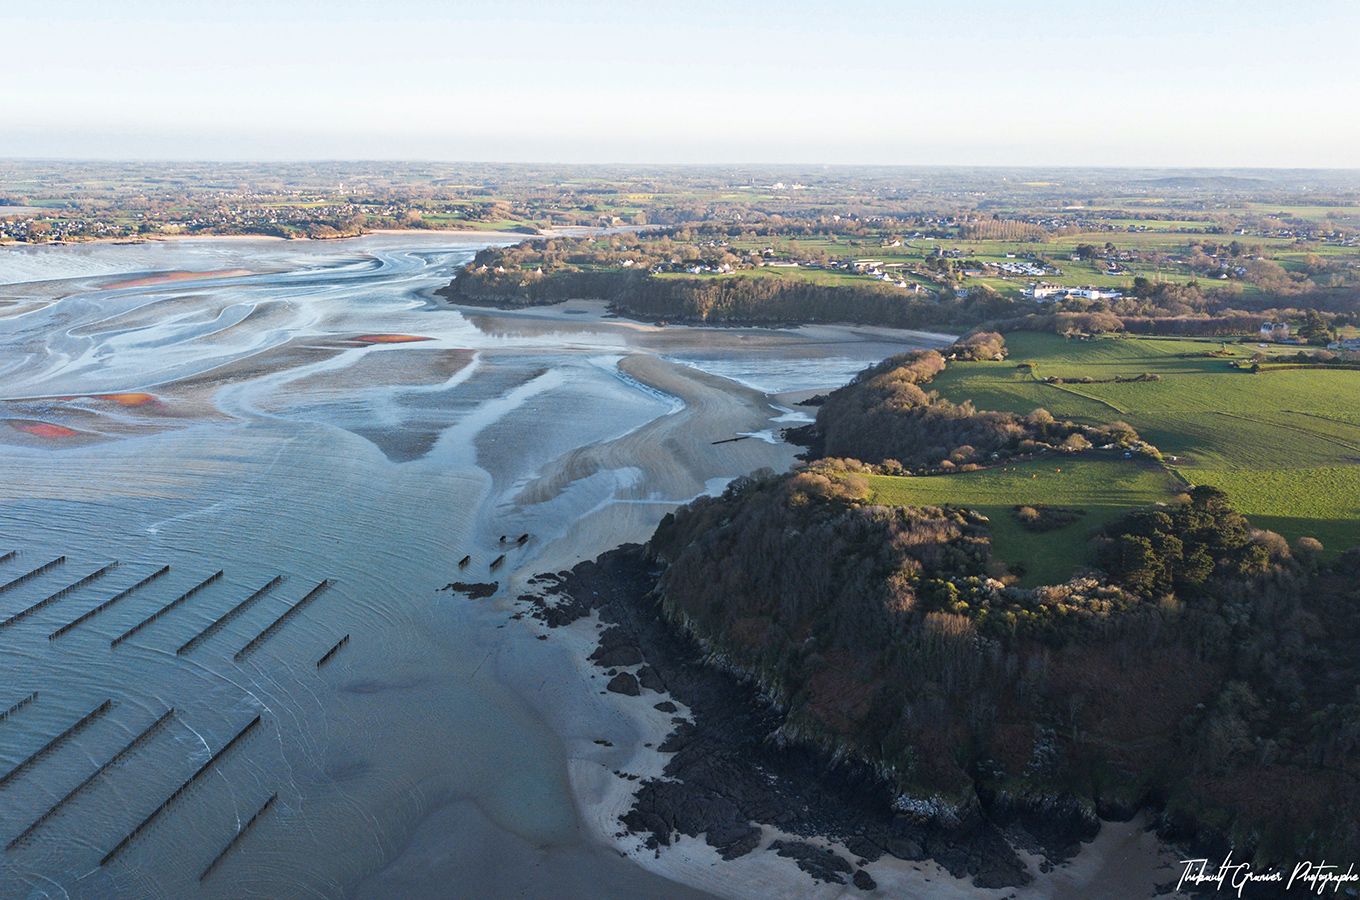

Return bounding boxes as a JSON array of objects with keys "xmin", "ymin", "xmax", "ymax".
[{"xmin": 3, "ymin": 0, "xmax": 1358, "ymax": 167}]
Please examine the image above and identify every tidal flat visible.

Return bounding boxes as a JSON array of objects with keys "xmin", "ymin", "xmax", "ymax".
[{"xmin": 0, "ymin": 234, "xmax": 943, "ymax": 897}]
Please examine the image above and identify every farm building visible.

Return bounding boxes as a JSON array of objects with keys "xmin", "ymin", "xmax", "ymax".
[{"xmin": 1259, "ymin": 321, "xmax": 1292, "ymax": 341}]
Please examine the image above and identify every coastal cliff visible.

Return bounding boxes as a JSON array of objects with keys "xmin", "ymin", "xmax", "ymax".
[
  {"xmin": 528, "ymin": 468, "xmax": 1360, "ymax": 892},
  {"xmin": 523, "ymin": 333, "xmax": 1360, "ymax": 891}
]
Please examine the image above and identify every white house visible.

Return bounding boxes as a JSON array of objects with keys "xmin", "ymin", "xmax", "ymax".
[
  {"xmin": 1025, "ymin": 282, "xmax": 1065, "ymax": 300},
  {"xmin": 1260, "ymin": 321, "xmax": 1291, "ymax": 341},
  {"xmin": 1069, "ymin": 287, "xmax": 1122, "ymax": 300}
]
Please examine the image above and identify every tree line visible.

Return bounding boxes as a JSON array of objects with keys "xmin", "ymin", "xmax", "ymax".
[{"xmin": 798, "ymin": 335, "xmax": 1142, "ymax": 472}]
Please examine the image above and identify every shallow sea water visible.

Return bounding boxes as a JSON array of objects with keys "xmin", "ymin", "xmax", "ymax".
[{"xmin": 0, "ymin": 235, "xmax": 941, "ymax": 897}]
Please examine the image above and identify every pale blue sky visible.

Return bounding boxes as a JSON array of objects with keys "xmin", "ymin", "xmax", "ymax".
[{"xmin": 3, "ymin": 0, "xmax": 1357, "ymax": 166}]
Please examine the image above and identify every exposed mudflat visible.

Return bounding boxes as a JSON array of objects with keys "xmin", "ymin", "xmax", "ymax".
[{"xmin": 0, "ymin": 235, "xmax": 947, "ymax": 897}]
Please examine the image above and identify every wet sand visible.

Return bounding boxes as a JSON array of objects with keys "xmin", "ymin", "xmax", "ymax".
[
  {"xmin": 505, "ymin": 352, "xmax": 799, "ymax": 576},
  {"xmin": 101, "ymin": 268, "xmax": 257, "ymax": 289},
  {"xmin": 0, "ymin": 235, "xmax": 949, "ymax": 897}
]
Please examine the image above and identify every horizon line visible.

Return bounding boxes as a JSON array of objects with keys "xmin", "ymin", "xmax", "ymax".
[{"xmin": 3, "ymin": 157, "xmax": 1360, "ymax": 174}]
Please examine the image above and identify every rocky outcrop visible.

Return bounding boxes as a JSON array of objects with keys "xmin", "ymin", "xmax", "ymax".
[
  {"xmin": 606, "ymin": 672, "xmax": 640, "ymax": 696},
  {"xmin": 517, "ymin": 545, "xmax": 1042, "ymax": 890}
]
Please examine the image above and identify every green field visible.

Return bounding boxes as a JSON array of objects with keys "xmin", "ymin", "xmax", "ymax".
[
  {"xmin": 1242, "ymin": 202, "xmax": 1360, "ymax": 223},
  {"xmin": 868, "ymin": 457, "xmax": 1179, "ymax": 585},
  {"xmin": 927, "ymin": 332, "xmax": 1360, "ymax": 554},
  {"xmin": 652, "ymin": 266, "xmax": 874, "ymax": 287}
]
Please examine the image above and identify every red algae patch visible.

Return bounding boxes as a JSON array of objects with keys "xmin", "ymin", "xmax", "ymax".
[
  {"xmin": 103, "ymin": 269, "xmax": 254, "ymax": 290},
  {"xmin": 9, "ymin": 420, "xmax": 84, "ymax": 439},
  {"xmin": 93, "ymin": 392, "xmax": 159, "ymax": 407},
  {"xmin": 351, "ymin": 333, "xmax": 434, "ymax": 344}
]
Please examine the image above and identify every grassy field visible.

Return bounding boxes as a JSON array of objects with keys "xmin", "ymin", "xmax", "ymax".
[
  {"xmin": 652, "ymin": 266, "xmax": 875, "ymax": 287},
  {"xmin": 927, "ymin": 332, "xmax": 1360, "ymax": 554},
  {"xmin": 868, "ymin": 457, "xmax": 1180, "ymax": 586},
  {"xmin": 1241, "ymin": 202, "xmax": 1360, "ymax": 223}
]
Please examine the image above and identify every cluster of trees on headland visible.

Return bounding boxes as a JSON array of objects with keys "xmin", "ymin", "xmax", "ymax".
[
  {"xmin": 649, "ymin": 465, "xmax": 1359, "ymax": 866},
  {"xmin": 611, "ymin": 273, "xmax": 1015, "ymax": 329},
  {"xmin": 443, "ymin": 234, "xmax": 1360, "ymax": 338},
  {"xmin": 638, "ymin": 332, "xmax": 1360, "ymax": 870},
  {"xmin": 441, "ymin": 246, "xmax": 1017, "ymax": 329}
]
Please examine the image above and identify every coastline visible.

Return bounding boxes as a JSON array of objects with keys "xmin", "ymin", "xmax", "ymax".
[
  {"xmin": 441, "ymin": 296, "xmax": 962, "ymax": 355},
  {"xmin": 473, "ymin": 339, "xmax": 1184, "ymax": 899},
  {"xmin": 347, "ymin": 348, "xmax": 806, "ymax": 898},
  {"xmin": 0, "ymin": 233, "xmax": 1191, "ymax": 900},
  {"xmin": 0, "ymin": 226, "xmax": 554, "ymax": 251},
  {"xmin": 512, "ymin": 543, "xmax": 1185, "ymax": 900},
  {"xmin": 1, "ymin": 238, "xmax": 762, "ymax": 898},
  {"xmin": 476, "ymin": 350, "xmax": 951, "ymax": 895}
]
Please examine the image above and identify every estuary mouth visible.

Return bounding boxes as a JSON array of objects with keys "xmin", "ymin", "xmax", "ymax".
[{"xmin": 0, "ymin": 233, "xmax": 935, "ymax": 898}]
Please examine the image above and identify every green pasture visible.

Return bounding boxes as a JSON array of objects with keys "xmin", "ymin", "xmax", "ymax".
[
  {"xmin": 868, "ymin": 457, "xmax": 1180, "ymax": 585},
  {"xmin": 651, "ymin": 266, "xmax": 875, "ymax": 287},
  {"xmin": 928, "ymin": 332, "xmax": 1360, "ymax": 553}
]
